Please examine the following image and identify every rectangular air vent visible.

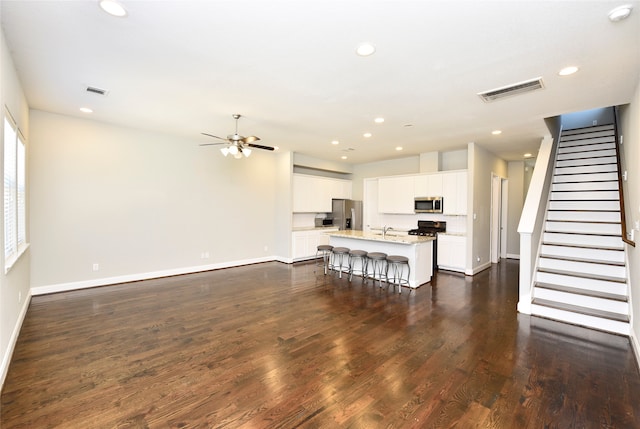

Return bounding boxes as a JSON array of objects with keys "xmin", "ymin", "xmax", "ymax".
[
  {"xmin": 86, "ymin": 86, "xmax": 109, "ymax": 96},
  {"xmin": 478, "ymin": 77, "xmax": 544, "ymax": 102}
]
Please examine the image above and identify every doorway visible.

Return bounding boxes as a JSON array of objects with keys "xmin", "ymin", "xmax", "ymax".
[{"xmin": 491, "ymin": 174, "xmax": 508, "ymax": 263}]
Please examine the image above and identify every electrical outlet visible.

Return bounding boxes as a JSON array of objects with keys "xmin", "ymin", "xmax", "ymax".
[
  {"xmin": 592, "ymin": 120, "xmax": 597, "ymax": 125},
  {"xmin": 476, "ymin": 256, "xmax": 481, "ymax": 262},
  {"xmin": 92, "ymin": 263, "xmax": 99, "ymax": 271},
  {"xmin": 264, "ymin": 245, "xmax": 268, "ymax": 252}
]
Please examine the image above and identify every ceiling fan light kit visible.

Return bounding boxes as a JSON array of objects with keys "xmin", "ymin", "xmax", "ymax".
[{"xmin": 201, "ymin": 114, "xmax": 274, "ymax": 159}]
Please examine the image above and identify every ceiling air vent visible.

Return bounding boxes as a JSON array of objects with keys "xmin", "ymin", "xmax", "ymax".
[
  {"xmin": 86, "ymin": 86, "xmax": 109, "ymax": 96},
  {"xmin": 478, "ymin": 77, "xmax": 544, "ymax": 102}
]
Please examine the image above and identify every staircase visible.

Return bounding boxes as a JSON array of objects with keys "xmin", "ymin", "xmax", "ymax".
[{"xmin": 530, "ymin": 124, "xmax": 630, "ymax": 335}]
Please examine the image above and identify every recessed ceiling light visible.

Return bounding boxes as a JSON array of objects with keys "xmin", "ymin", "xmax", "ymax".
[
  {"xmin": 341, "ymin": 155, "xmax": 348, "ymax": 160},
  {"xmin": 99, "ymin": 0, "xmax": 128, "ymax": 17},
  {"xmin": 331, "ymin": 140, "xmax": 339, "ymax": 145},
  {"xmin": 356, "ymin": 43, "xmax": 376, "ymax": 57},
  {"xmin": 524, "ymin": 153, "xmax": 533, "ymax": 158},
  {"xmin": 492, "ymin": 130, "xmax": 502, "ymax": 135},
  {"xmin": 80, "ymin": 107, "xmax": 93, "ymax": 113},
  {"xmin": 559, "ymin": 66, "xmax": 579, "ymax": 76},
  {"xmin": 363, "ymin": 133, "xmax": 372, "ymax": 138},
  {"xmin": 374, "ymin": 117, "xmax": 385, "ymax": 124},
  {"xmin": 395, "ymin": 146, "xmax": 403, "ymax": 151},
  {"xmin": 608, "ymin": 4, "xmax": 633, "ymax": 21}
]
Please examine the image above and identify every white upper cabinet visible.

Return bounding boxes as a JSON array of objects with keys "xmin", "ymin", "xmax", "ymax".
[
  {"xmin": 378, "ymin": 176, "xmax": 414, "ymax": 214},
  {"xmin": 427, "ymin": 174, "xmax": 443, "ymax": 197},
  {"xmin": 292, "ymin": 174, "xmax": 352, "ymax": 213},
  {"xmin": 376, "ymin": 170, "xmax": 467, "ymax": 215},
  {"xmin": 414, "ymin": 174, "xmax": 443, "ymax": 198},
  {"xmin": 442, "ymin": 171, "xmax": 468, "ymax": 215}
]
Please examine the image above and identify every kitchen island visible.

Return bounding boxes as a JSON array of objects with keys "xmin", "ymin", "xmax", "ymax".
[{"xmin": 327, "ymin": 230, "xmax": 435, "ymax": 288}]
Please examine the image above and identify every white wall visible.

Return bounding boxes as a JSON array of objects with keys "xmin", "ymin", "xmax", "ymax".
[
  {"xmin": 1, "ymin": 28, "xmax": 31, "ymax": 390},
  {"xmin": 468, "ymin": 142, "xmax": 508, "ymax": 273},
  {"xmin": 29, "ymin": 111, "xmax": 284, "ymax": 292},
  {"xmin": 619, "ymin": 78, "xmax": 640, "ymax": 359}
]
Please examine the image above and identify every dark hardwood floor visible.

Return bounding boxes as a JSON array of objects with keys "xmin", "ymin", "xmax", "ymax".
[{"xmin": 2, "ymin": 259, "xmax": 639, "ymax": 428}]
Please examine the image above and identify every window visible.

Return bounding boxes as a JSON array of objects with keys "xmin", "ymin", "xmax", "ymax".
[{"xmin": 4, "ymin": 113, "xmax": 27, "ymax": 270}]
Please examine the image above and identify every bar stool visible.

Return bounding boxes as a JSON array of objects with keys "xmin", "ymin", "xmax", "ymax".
[
  {"xmin": 348, "ymin": 249, "xmax": 368, "ymax": 282},
  {"xmin": 366, "ymin": 252, "xmax": 388, "ymax": 287},
  {"xmin": 316, "ymin": 244, "xmax": 333, "ymax": 275},
  {"xmin": 386, "ymin": 255, "xmax": 410, "ymax": 294},
  {"xmin": 331, "ymin": 247, "xmax": 350, "ymax": 278}
]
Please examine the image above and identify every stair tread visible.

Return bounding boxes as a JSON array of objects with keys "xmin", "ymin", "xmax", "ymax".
[
  {"xmin": 557, "ymin": 153, "xmax": 616, "ymax": 160},
  {"xmin": 552, "ymin": 180, "xmax": 618, "ymax": 184},
  {"xmin": 542, "ymin": 241, "xmax": 624, "ymax": 251},
  {"xmin": 537, "ymin": 267, "xmax": 626, "ymax": 283},
  {"xmin": 547, "ymin": 209, "xmax": 619, "ymax": 212},
  {"xmin": 532, "ymin": 298, "xmax": 629, "ymax": 323},
  {"xmin": 544, "ymin": 230, "xmax": 621, "ymax": 237},
  {"xmin": 546, "ymin": 219, "xmax": 620, "ymax": 225},
  {"xmin": 535, "ymin": 282, "xmax": 628, "ymax": 302},
  {"xmin": 539, "ymin": 253, "xmax": 625, "ymax": 267}
]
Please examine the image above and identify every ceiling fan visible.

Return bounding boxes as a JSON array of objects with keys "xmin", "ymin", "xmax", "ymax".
[{"xmin": 201, "ymin": 114, "xmax": 274, "ymax": 158}]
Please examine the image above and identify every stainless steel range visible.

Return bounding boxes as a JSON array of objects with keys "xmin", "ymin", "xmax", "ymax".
[{"xmin": 408, "ymin": 221, "xmax": 446, "ymax": 269}]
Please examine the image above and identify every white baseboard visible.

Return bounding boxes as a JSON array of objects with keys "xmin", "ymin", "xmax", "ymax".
[
  {"xmin": 467, "ymin": 261, "xmax": 492, "ymax": 275},
  {"xmin": 31, "ymin": 256, "xmax": 277, "ymax": 296},
  {"xmin": 1, "ymin": 289, "xmax": 31, "ymax": 391},
  {"xmin": 631, "ymin": 327, "xmax": 640, "ymax": 374},
  {"xmin": 507, "ymin": 253, "xmax": 520, "ymax": 260}
]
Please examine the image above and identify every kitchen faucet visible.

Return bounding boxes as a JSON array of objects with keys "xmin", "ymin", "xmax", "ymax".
[{"xmin": 383, "ymin": 226, "xmax": 393, "ymax": 238}]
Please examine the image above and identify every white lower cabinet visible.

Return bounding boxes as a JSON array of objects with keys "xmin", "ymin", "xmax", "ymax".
[
  {"xmin": 437, "ymin": 234, "xmax": 466, "ymax": 272},
  {"xmin": 292, "ymin": 229, "xmax": 338, "ymax": 261}
]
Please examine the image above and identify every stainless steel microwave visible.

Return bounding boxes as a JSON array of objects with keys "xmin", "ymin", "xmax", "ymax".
[{"xmin": 414, "ymin": 197, "xmax": 443, "ymax": 213}]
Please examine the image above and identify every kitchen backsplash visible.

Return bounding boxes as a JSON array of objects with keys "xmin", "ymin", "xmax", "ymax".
[{"xmin": 370, "ymin": 213, "xmax": 467, "ymax": 235}]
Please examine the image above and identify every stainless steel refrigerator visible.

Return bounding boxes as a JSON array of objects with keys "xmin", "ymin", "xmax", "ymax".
[{"xmin": 331, "ymin": 199, "xmax": 363, "ymax": 231}]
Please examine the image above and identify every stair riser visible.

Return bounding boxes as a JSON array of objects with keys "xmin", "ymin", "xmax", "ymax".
[
  {"xmin": 540, "ymin": 244, "xmax": 625, "ymax": 263},
  {"xmin": 558, "ymin": 142, "xmax": 616, "ymax": 154},
  {"xmin": 556, "ymin": 156, "xmax": 617, "ymax": 168},
  {"xmin": 555, "ymin": 164, "xmax": 617, "ymax": 175},
  {"xmin": 545, "ymin": 221, "xmax": 621, "ymax": 235},
  {"xmin": 543, "ymin": 232, "xmax": 623, "ymax": 248},
  {"xmin": 548, "ymin": 200, "xmax": 620, "ymax": 211},
  {"xmin": 560, "ymin": 128, "xmax": 614, "ymax": 139},
  {"xmin": 551, "ymin": 190, "xmax": 619, "ymax": 201},
  {"xmin": 546, "ymin": 211, "xmax": 620, "ymax": 222},
  {"xmin": 533, "ymin": 288, "xmax": 629, "ymax": 314},
  {"xmin": 551, "ymin": 181, "xmax": 618, "ymax": 192},
  {"xmin": 557, "ymin": 148, "xmax": 616, "ymax": 160},
  {"xmin": 530, "ymin": 305, "xmax": 629, "ymax": 336},
  {"xmin": 538, "ymin": 257, "xmax": 626, "ymax": 278},
  {"xmin": 553, "ymin": 172, "xmax": 618, "ymax": 183},
  {"xmin": 535, "ymin": 271, "xmax": 627, "ymax": 295}
]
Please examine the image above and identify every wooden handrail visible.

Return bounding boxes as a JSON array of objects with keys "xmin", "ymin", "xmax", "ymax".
[{"xmin": 613, "ymin": 113, "xmax": 635, "ymax": 247}]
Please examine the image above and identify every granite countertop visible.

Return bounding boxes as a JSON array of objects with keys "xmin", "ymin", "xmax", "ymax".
[
  {"xmin": 292, "ymin": 226, "xmax": 340, "ymax": 232},
  {"xmin": 438, "ymin": 232, "xmax": 467, "ymax": 237},
  {"xmin": 327, "ymin": 230, "xmax": 435, "ymax": 245}
]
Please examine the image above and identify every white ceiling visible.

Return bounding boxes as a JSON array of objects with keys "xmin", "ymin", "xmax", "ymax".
[{"xmin": 1, "ymin": 0, "xmax": 639, "ymax": 164}]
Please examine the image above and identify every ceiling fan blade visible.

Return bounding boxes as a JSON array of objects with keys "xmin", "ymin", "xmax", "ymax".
[
  {"xmin": 247, "ymin": 143, "xmax": 275, "ymax": 151},
  {"xmin": 199, "ymin": 142, "xmax": 226, "ymax": 146},
  {"xmin": 243, "ymin": 135, "xmax": 261, "ymax": 143},
  {"xmin": 201, "ymin": 132, "xmax": 228, "ymax": 141}
]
